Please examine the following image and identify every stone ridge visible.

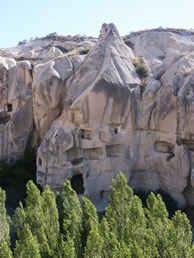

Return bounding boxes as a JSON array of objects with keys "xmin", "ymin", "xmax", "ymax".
[
  {"xmin": 123, "ymin": 27, "xmax": 194, "ymax": 39},
  {"xmin": 1, "ymin": 23, "xmax": 194, "ymax": 210}
]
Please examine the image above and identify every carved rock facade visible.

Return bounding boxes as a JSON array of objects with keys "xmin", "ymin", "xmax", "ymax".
[{"xmin": 2, "ymin": 24, "xmax": 194, "ymax": 208}]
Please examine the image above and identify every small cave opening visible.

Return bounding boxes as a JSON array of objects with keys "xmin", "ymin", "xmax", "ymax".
[
  {"xmin": 80, "ymin": 129, "xmax": 92, "ymax": 140},
  {"xmin": 5, "ymin": 104, "xmax": 12, "ymax": 112},
  {"xmin": 71, "ymin": 174, "xmax": 85, "ymax": 194},
  {"xmin": 114, "ymin": 128, "xmax": 118, "ymax": 134},
  {"xmin": 100, "ymin": 190, "xmax": 104, "ymax": 199}
]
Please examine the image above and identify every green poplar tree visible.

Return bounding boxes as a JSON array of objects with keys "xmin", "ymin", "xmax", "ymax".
[
  {"xmin": 0, "ymin": 241, "xmax": 13, "ymax": 258},
  {"xmin": 100, "ymin": 217, "xmax": 119, "ymax": 258},
  {"xmin": 145, "ymin": 192, "xmax": 193, "ymax": 257},
  {"xmin": 146, "ymin": 192, "xmax": 170, "ymax": 258},
  {"xmin": 82, "ymin": 196, "xmax": 103, "ymax": 257},
  {"xmin": 54, "ymin": 234, "xmax": 75, "ymax": 258},
  {"xmin": 14, "ymin": 181, "xmax": 61, "ymax": 258},
  {"xmin": 84, "ymin": 226, "xmax": 103, "ymax": 258},
  {"xmin": 188, "ymin": 245, "xmax": 194, "ymax": 258},
  {"xmin": 82, "ymin": 196, "xmax": 99, "ymax": 247},
  {"xmin": 105, "ymin": 173, "xmax": 159, "ymax": 257},
  {"xmin": 41, "ymin": 185, "xmax": 60, "ymax": 255},
  {"xmin": 13, "ymin": 202, "xmax": 26, "ymax": 238},
  {"xmin": 14, "ymin": 181, "xmax": 50, "ymax": 257},
  {"xmin": 167, "ymin": 210, "xmax": 193, "ymax": 258},
  {"xmin": 105, "ymin": 172, "xmax": 133, "ymax": 243},
  {"xmin": 112, "ymin": 241, "xmax": 131, "ymax": 258},
  {"xmin": 126, "ymin": 195, "xmax": 150, "ymax": 257},
  {"xmin": 0, "ymin": 187, "xmax": 10, "ymax": 243},
  {"xmin": 14, "ymin": 223, "xmax": 41, "ymax": 258},
  {"xmin": 61, "ymin": 180, "xmax": 83, "ymax": 258}
]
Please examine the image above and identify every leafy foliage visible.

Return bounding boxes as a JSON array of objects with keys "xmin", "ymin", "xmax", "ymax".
[
  {"xmin": 0, "ymin": 172, "xmax": 193, "ymax": 257},
  {"xmin": 61, "ymin": 180, "xmax": 83, "ymax": 257},
  {"xmin": 135, "ymin": 188, "xmax": 179, "ymax": 217},
  {"xmin": 0, "ymin": 241, "xmax": 13, "ymax": 258},
  {"xmin": 14, "ymin": 224, "xmax": 41, "ymax": 258},
  {"xmin": 135, "ymin": 63, "xmax": 148, "ymax": 78},
  {"xmin": 133, "ymin": 56, "xmax": 148, "ymax": 79},
  {"xmin": 0, "ymin": 188, "xmax": 10, "ymax": 243},
  {"xmin": 18, "ymin": 39, "xmax": 28, "ymax": 46},
  {"xmin": 78, "ymin": 44, "xmax": 93, "ymax": 55}
]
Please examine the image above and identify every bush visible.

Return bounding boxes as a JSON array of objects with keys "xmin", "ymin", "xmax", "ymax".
[
  {"xmin": 46, "ymin": 32, "xmax": 57, "ymax": 37},
  {"xmin": 18, "ymin": 39, "xmax": 28, "ymax": 46},
  {"xmin": 135, "ymin": 63, "xmax": 148, "ymax": 79},
  {"xmin": 79, "ymin": 44, "xmax": 93, "ymax": 55},
  {"xmin": 133, "ymin": 56, "xmax": 148, "ymax": 79}
]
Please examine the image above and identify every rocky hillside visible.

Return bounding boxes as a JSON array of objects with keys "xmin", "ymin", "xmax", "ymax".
[{"xmin": 1, "ymin": 23, "xmax": 194, "ymax": 209}]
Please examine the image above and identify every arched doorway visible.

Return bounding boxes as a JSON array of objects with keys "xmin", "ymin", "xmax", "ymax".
[{"xmin": 71, "ymin": 174, "xmax": 85, "ymax": 194}]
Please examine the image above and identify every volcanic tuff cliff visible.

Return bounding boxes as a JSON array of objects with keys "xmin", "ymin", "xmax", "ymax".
[{"xmin": 1, "ymin": 23, "xmax": 194, "ymax": 208}]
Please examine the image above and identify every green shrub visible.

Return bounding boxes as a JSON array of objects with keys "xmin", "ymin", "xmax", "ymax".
[
  {"xmin": 18, "ymin": 39, "xmax": 28, "ymax": 46},
  {"xmin": 79, "ymin": 44, "xmax": 93, "ymax": 55},
  {"xmin": 135, "ymin": 63, "xmax": 148, "ymax": 79},
  {"xmin": 133, "ymin": 56, "xmax": 148, "ymax": 79}
]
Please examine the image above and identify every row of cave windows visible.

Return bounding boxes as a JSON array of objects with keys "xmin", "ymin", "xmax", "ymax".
[
  {"xmin": 38, "ymin": 142, "xmax": 175, "ymax": 167},
  {"xmin": 38, "ymin": 144, "xmax": 121, "ymax": 166},
  {"xmin": 81, "ymin": 128, "xmax": 119, "ymax": 140}
]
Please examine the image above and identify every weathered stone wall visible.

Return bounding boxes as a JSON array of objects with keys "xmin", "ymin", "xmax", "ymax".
[{"xmin": 2, "ymin": 23, "xmax": 194, "ymax": 208}]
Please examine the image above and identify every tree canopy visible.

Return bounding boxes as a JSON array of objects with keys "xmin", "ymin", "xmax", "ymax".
[{"xmin": 0, "ymin": 172, "xmax": 193, "ymax": 257}]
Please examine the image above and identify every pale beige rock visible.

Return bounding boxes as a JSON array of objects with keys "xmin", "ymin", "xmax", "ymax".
[
  {"xmin": 36, "ymin": 23, "xmax": 140, "ymax": 207},
  {"xmin": 0, "ymin": 59, "xmax": 33, "ymax": 162},
  {"xmin": 38, "ymin": 46, "xmax": 63, "ymax": 60},
  {"xmin": 129, "ymin": 31, "xmax": 194, "ymax": 79},
  {"xmin": 2, "ymin": 24, "xmax": 194, "ymax": 208},
  {"xmin": 36, "ymin": 24, "xmax": 194, "ymax": 208},
  {"xmin": 32, "ymin": 55, "xmax": 85, "ymax": 141}
]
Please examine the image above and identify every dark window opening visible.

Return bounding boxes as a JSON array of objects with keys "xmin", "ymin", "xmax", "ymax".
[
  {"xmin": 100, "ymin": 190, "xmax": 104, "ymax": 199},
  {"xmin": 114, "ymin": 128, "xmax": 118, "ymax": 134},
  {"xmin": 5, "ymin": 104, "xmax": 12, "ymax": 112},
  {"xmin": 80, "ymin": 129, "xmax": 92, "ymax": 140},
  {"xmin": 71, "ymin": 174, "xmax": 85, "ymax": 194}
]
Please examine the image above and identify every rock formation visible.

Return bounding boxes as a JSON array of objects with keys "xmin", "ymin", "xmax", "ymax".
[
  {"xmin": 2, "ymin": 24, "xmax": 194, "ymax": 208},
  {"xmin": 0, "ymin": 58, "xmax": 32, "ymax": 162}
]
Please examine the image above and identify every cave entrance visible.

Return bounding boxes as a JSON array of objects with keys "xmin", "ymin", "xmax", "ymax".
[
  {"xmin": 5, "ymin": 104, "xmax": 12, "ymax": 112},
  {"xmin": 71, "ymin": 174, "xmax": 85, "ymax": 194}
]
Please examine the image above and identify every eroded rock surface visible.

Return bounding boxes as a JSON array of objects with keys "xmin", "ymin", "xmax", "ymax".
[
  {"xmin": 2, "ymin": 24, "xmax": 194, "ymax": 208},
  {"xmin": 0, "ymin": 58, "xmax": 32, "ymax": 162}
]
